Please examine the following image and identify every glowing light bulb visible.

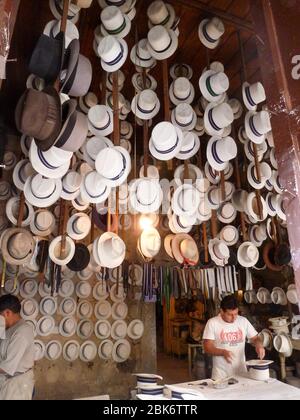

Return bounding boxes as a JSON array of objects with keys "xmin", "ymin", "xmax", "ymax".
[{"xmin": 139, "ymin": 215, "xmax": 153, "ymax": 230}]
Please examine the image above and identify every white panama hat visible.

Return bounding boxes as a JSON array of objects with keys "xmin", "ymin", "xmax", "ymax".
[
  {"xmin": 237, "ymin": 242, "xmax": 259, "ymax": 268},
  {"xmin": 147, "ymin": 1, "xmax": 176, "ymax": 29},
  {"xmin": 13, "ymin": 159, "xmax": 35, "ymax": 191},
  {"xmin": 40, "ymin": 296, "xmax": 57, "ymax": 316},
  {"xmin": 75, "ymin": 280, "xmax": 92, "ymax": 299},
  {"xmin": 93, "ymin": 281, "xmax": 109, "ymax": 301},
  {"xmin": 95, "ymin": 320, "xmax": 111, "ymax": 340},
  {"xmin": 67, "ymin": 212, "xmax": 91, "ymax": 240},
  {"xmin": 98, "ymin": 339, "xmax": 114, "ymax": 360},
  {"xmin": 2, "ymin": 277, "xmax": 19, "ymax": 296},
  {"xmin": 129, "ymin": 178, "xmax": 163, "ymax": 214},
  {"xmin": 247, "ymin": 162, "xmax": 272, "ymax": 190},
  {"xmin": 79, "ymin": 341, "xmax": 97, "ymax": 362},
  {"xmin": 246, "ymin": 360, "xmax": 274, "ymax": 381},
  {"xmin": 127, "ymin": 319, "xmax": 144, "ymax": 340},
  {"xmin": 3, "ymin": 152, "xmax": 17, "ymax": 171},
  {"xmin": 130, "ymin": 39, "xmax": 157, "ymax": 69},
  {"xmin": 120, "ymin": 120, "xmax": 133, "ymax": 140},
  {"xmin": 171, "ymin": 103, "xmax": 197, "ymax": 132},
  {"xmin": 37, "ymin": 315, "xmax": 56, "ymax": 336},
  {"xmin": 63, "ymin": 340, "xmax": 80, "ymax": 362},
  {"xmin": 24, "ymin": 174, "xmax": 62, "ymax": 208},
  {"xmin": 59, "ymin": 316, "xmax": 77, "ymax": 337},
  {"xmin": 77, "ymin": 319, "xmax": 94, "ymax": 340},
  {"xmin": 139, "ymin": 227, "xmax": 161, "ymax": 260},
  {"xmin": 49, "ymin": 0, "xmax": 80, "ymax": 22},
  {"xmin": 88, "ymin": 105, "xmax": 113, "ymax": 137},
  {"xmin": 20, "ymin": 278, "xmax": 38, "ymax": 299},
  {"xmin": 34, "ymin": 340, "xmax": 45, "ymax": 361},
  {"xmin": 198, "ymin": 17, "xmax": 225, "ymax": 49},
  {"xmin": 131, "ymin": 89, "xmax": 160, "ymax": 120},
  {"xmin": 208, "ymin": 238, "xmax": 230, "ymax": 266},
  {"xmin": 170, "ymin": 63, "xmax": 193, "ymax": 80},
  {"xmin": 249, "ymin": 224, "xmax": 267, "ymax": 247},
  {"xmin": 169, "ymin": 77, "xmax": 195, "ymax": 106},
  {"xmin": 5, "ymin": 198, "xmax": 33, "ymax": 229},
  {"xmin": 38, "ymin": 281, "xmax": 57, "ymax": 298},
  {"xmin": 172, "ymin": 184, "xmax": 201, "ymax": 216},
  {"xmin": 245, "ymin": 110, "xmax": 271, "ymax": 144},
  {"xmin": 30, "ymin": 210, "xmax": 55, "ymax": 237},
  {"xmin": 286, "ymin": 285, "xmax": 299, "ymax": 305},
  {"xmin": 204, "ymin": 102, "xmax": 234, "ymax": 137},
  {"xmin": 196, "ymin": 198, "xmax": 212, "ymax": 222},
  {"xmin": 61, "ymin": 171, "xmax": 82, "ymax": 201},
  {"xmin": 95, "ymin": 146, "xmax": 131, "ymax": 187},
  {"xmin": 174, "ymin": 164, "xmax": 203, "ymax": 187},
  {"xmin": 207, "ymin": 136, "xmax": 237, "ymax": 171},
  {"xmin": 242, "ymin": 82, "xmax": 266, "ymax": 111},
  {"xmin": 76, "ymin": 300, "xmax": 93, "ymax": 319},
  {"xmin": 273, "ymin": 332, "xmax": 293, "ymax": 357},
  {"xmin": 217, "ymin": 202, "xmax": 237, "ymax": 224},
  {"xmin": 112, "ymin": 301, "xmax": 128, "ymax": 320},
  {"xmin": 132, "ymin": 373, "xmax": 163, "ymax": 388},
  {"xmin": 94, "ymin": 300, "xmax": 112, "ymax": 320},
  {"xmin": 95, "ymin": 232, "xmax": 126, "ymax": 269},
  {"xmin": 78, "ymin": 92, "xmax": 98, "ymax": 114},
  {"xmin": 169, "ymin": 213, "xmax": 193, "ymax": 234},
  {"xmin": 45, "ymin": 340, "xmax": 62, "ymax": 361},
  {"xmin": 100, "ymin": 6, "xmax": 131, "ymax": 39},
  {"xmin": 80, "ymin": 171, "xmax": 111, "ymax": 204},
  {"xmin": 58, "ymin": 279, "xmax": 75, "ymax": 298},
  {"xmin": 147, "ymin": 25, "xmax": 178, "ymax": 61},
  {"xmin": 49, "ymin": 235, "xmax": 76, "ymax": 266},
  {"xmin": 149, "ymin": 121, "xmax": 183, "ymax": 161},
  {"xmin": 244, "ymin": 139, "xmax": 267, "ymax": 162},
  {"xmin": 112, "ymin": 338, "xmax": 131, "ymax": 363},
  {"xmin": 219, "ymin": 225, "xmax": 239, "ymax": 246},
  {"xmin": 199, "ymin": 70, "xmax": 229, "ymax": 103},
  {"xmin": 98, "ymin": 36, "xmax": 128, "ymax": 72},
  {"xmin": 59, "ymin": 297, "xmax": 77, "ymax": 317},
  {"xmin": 104, "ymin": 70, "xmax": 125, "ymax": 92},
  {"xmin": 271, "ymin": 287, "xmax": 287, "ymax": 306},
  {"xmin": 246, "ymin": 193, "xmax": 268, "ymax": 222},
  {"xmin": 21, "ymin": 298, "xmax": 39, "ymax": 320},
  {"xmin": 29, "ymin": 140, "xmax": 72, "ymax": 179},
  {"xmin": 176, "ymin": 132, "xmax": 200, "ymax": 160}
]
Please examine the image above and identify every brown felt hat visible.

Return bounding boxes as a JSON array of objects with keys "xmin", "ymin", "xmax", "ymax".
[
  {"xmin": 15, "ymin": 87, "xmax": 62, "ymax": 151},
  {"xmin": 263, "ymin": 241, "xmax": 283, "ymax": 272}
]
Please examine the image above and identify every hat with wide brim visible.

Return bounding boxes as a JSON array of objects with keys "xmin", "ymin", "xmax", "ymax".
[
  {"xmin": 198, "ymin": 18, "xmax": 224, "ymax": 50},
  {"xmin": 171, "ymin": 233, "xmax": 198, "ymax": 265},
  {"xmin": 127, "ymin": 319, "xmax": 144, "ymax": 340},
  {"xmin": 49, "ymin": 235, "xmax": 76, "ymax": 266},
  {"xmin": 164, "ymin": 234, "xmax": 175, "ymax": 259},
  {"xmin": 40, "ymin": 296, "xmax": 57, "ymax": 316},
  {"xmin": 245, "ymin": 111, "xmax": 266, "ymax": 145},
  {"xmin": 100, "ymin": 6, "xmax": 131, "ymax": 39},
  {"xmin": 273, "ymin": 332, "xmax": 293, "ymax": 358},
  {"xmin": 169, "ymin": 78, "xmax": 195, "ymax": 106},
  {"xmin": 111, "ymin": 320, "xmax": 127, "ymax": 340},
  {"xmin": 129, "ymin": 178, "xmax": 163, "ymax": 214},
  {"xmin": 75, "ymin": 280, "xmax": 92, "ymax": 299},
  {"xmin": 238, "ymin": 242, "xmax": 259, "ymax": 268},
  {"xmin": 204, "ymin": 102, "xmax": 234, "ymax": 137},
  {"xmin": 24, "ymin": 174, "xmax": 62, "ymax": 209},
  {"xmin": 95, "ymin": 146, "xmax": 131, "ymax": 188},
  {"xmin": 43, "ymin": 19, "xmax": 79, "ymax": 48},
  {"xmin": 37, "ymin": 315, "xmax": 56, "ymax": 336},
  {"xmin": 58, "ymin": 316, "xmax": 77, "ymax": 338},
  {"xmin": 5, "ymin": 197, "xmax": 34, "ymax": 228},
  {"xmin": 246, "ymin": 193, "xmax": 268, "ymax": 222},
  {"xmin": 1, "ymin": 228, "xmax": 35, "ymax": 266},
  {"xmin": 176, "ymin": 132, "xmax": 200, "ymax": 160},
  {"xmin": 112, "ymin": 338, "xmax": 131, "ymax": 363},
  {"xmin": 149, "ymin": 123, "xmax": 183, "ymax": 161},
  {"xmin": 207, "ymin": 136, "xmax": 237, "ymax": 172},
  {"xmin": 21, "ymin": 298, "xmax": 39, "ymax": 320},
  {"xmin": 77, "ymin": 319, "xmax": 94, "ymax": 340},
  {"xmin": 112, "ymin": 301, "xmax": 128, "ymax": 320},
  {"xmin": 75, "ymin": 300, "xmax": 93, "ymax": 320},
  {"xmin": 147, "ymin": 26, "xmax": 178, "ymax": 61},
  {"xmin": 13, "ymin": 159, "xmax": 36, "ymax": 191},
  {"xmin": 130, "ymin": 38, "xmax": 157, "ymax": 69},
  {"xmin": 88, "ymin": 105, "xmax": 114, "ymax": 137},
  {"xmin": 66, "ymin": 213, "xmax": 91, "ymax": 241},
  {"xmin": 94, "ymin": 300, "xmax": 112, "ymax": 320},
  {"xmin": 95, "ymin": 232, "xmax": 126, "ymax": 269},
  {"xmin": 45, "ymin": 340, "xmax": 62, "ymax": 361},
  {"xmin": 79, "ymin": 340, "xmax": 97, "ymax": 362},
  {"xmin": 171, "ymin": 184, "xmax": 201, "ymax": 217},
  {"xmin": 110, "ymin": 283, "xmax": 126, "ymax": 303},
  {"xmin": 19, "ymin": 278, "xmax": 38, "ymax": 299},
  {"xmin": 208, "ymin": 238, "xmax": 230, "ymax": 267},
  {"xmin": 63, "ymin": 340, "xmax": 80, "ymax": 362},
  {"xmin": 30, "ymin": 209, "xmax": 55, "ymax": 237},
  {"xmin": 58, "ymin": 279, "xmax": 75, "ymax": 298},
  {"xmin": 98, "ymin": 339, "xmax": 114, "ymax": 360},
  {"xmin": 199, "ymin": 70, "xmax": 228, "ymax": 104},
  {"xmin": 95, "ymin": 320, "xmax": 111, "ymax": 340},
  {"xmin": 99, "ymin": 36, "xmax": 129, "ymax": 73},
  {"xmin": 131, "ymin": 90, "xmax": 160, "ymax": 121},
  {"xmin": 58, "ymin": 297, "xmax": 77, "ymax": 317},
  {"xmin": 219, "ymin": 225, "xmax": 239, "ymax": 246}
]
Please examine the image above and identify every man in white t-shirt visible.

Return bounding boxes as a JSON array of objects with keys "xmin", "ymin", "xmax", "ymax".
[
  {"xmin": 203, "ymin": 295, "xmax": 265, "ymax": 381},
  {"xmin": 0, "ymin": 295, "xmax": 35, "ymax": 400}
]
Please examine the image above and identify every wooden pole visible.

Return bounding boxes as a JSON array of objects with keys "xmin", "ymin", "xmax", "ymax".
[
  {"xmin": 112, "ymin": 71, "xmax": 120, "ymax": 235},
  {"xmin": 162, "ymin": 59, "xmax": 173, "ymax": 171}
]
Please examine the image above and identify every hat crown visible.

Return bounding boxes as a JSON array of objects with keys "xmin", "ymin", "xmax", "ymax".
[
  {"xmin": 173, "ymin": 77, "xmax": 190, "ymax": 97},
  {"xmin": 64, "ymin": 171, "xmax": 82, "ymax": 189},
  {"xmin": 9, "ymin": 233, "xmax": 31, "ymax": 258},
  {"xmin": 222, "ymin": 226, "xmax": 236, "ymax": 242},
  {"xmin": 214, "ymin": 242, "xmax": 229, "ymax": 259},
  {"xmin": 147, "ymin": 0, "xmax": 169, "ymax": 23},
  {"xmin": 253, "ymin": 111, "xmax": 271, "ymax": 134},
  {"xmin": 206, "ymin": 17, "xmax": 225, "ymax": 39},
  {"xmin": 136, "ymin": 179, "xmax": 158, "ymax": 204},
  {"xmin": 212, "ymin": 103, "xmax": 234, "ymax": 128},
  {"xmin": 138, "ymin": 89, "xmax": 158, "ymax": 111},
  {"xmin": 249, "ymin": 82, "xmax": 266, "ymax": 104},
  {"xmin": 229, "ymin": 98, "xmax": 241, "ymax": 114},
  {"xmin": 209, "ymin": 72, "xmax": 229, "ymax": 95},
  {"xmin": 104, "ymin": 235, "xmax": 125, "ymax": 258},
  {"xmin": 101, "ymin": 6, "xmax": 124, "ymax": 30},
  {"xmin": 85, "ymin": 171, "xmax": 107, "ymax": 194},
  {"xmin": 98, "ymin": 35, "xmax": 122, "ymax": 62},
  {"xmin": 242, "ymin": 244, "xmax": 257, "ymax": 262},
  {"xmin": 152, "ymin": 122, "xmax": 177, "ymax": 148},
  {"xmin": 221, "ymin": 202, "xmax": 235, "ymax": 218},
  {"xmin": 215, "ymin": 136, "xmax": 237, "ymax": 162},
  {"xmin": 180, "ymin": 238, "xmax": 197, "ymax": 259},
  {"xmin": 36, "ymin": 211, "xmax": 53, "ymax": 230},
  {"xmin": 97, "ymin": 148, "xmax": 123, "ymax": 178},
  {"xmin": 31, "ymin": 174, "xmax": 56, "ymax": 198},
  {"xmin": 88, "ymin": 105, "xmax": 110, "ymax": 129},
  {"xmin": 136, "ymin": 38, "xmax": 152, "ymax": 59},
  {"xmin": 181, "ymin": 132, "xmax": 196, "ymax": 151},
  {"xmin": 148, "ymin": 25, "xmax": 171, "ymax": 51},
  {"xmin": 133, "ymin": 322, "xmax": 143, "ymax": 335}
]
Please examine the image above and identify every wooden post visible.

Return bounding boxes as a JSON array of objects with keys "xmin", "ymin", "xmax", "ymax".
[
  {"xmin": 112, "ymin": 71, "xmax": 120, "ymax": 235},
  {"xmin": 162, "ymin": 59, "xmax": 173, "ymax": 171}
]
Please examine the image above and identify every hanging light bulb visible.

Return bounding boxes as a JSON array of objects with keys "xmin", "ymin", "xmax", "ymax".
[{"xmin": 139, "ymin": 215, "xmax": 153, "ymax": 230}]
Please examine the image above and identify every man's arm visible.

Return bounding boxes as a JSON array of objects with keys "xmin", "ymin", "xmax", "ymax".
[
  {"xmin": 203, "ymin": 339, "xmax": 234, "ymax": 364},
  {"xmin": 250, "ymin": 335, "xmax": 265, "ymax": 360}
]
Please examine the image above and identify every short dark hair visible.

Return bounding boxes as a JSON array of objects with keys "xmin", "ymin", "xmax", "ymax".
[
  {"xmin": 0, "ymin": 294, "xmax": 21, "ymax": 314},
  {"xmin": 221, "ymin": 295, "xmax": 238, "ymax": 311}
]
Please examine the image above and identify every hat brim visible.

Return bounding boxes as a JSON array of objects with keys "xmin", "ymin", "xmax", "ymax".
[
  {"xmin": 29, "ymin": 140, "xmax": 70, "ymax": 179},
  {"xmin": 94, "ymin": 301, "xmax": 112, "ymax": 320},
  {"xmin": 198, "ymin": 19, "xmax": 221, "ymax": 50},
  {"xmin": 24, "ymin": 175, "xmax": 63, "ymax": 208},
  {"xmin": 112, "ymin": 302, "xmax": 128, "ymax": 320},
  {"xmin": 21, "ymin": 298, "xmax": 39, "ymax": 320},
  {"xmin": 79, "ymin": 340, "xmax": 97, "ymax": 361},
  {"xmin": 171, "ymin": 233, "xmax": 193, "ymax": 264},
  {"xmin": 100, "ymin": 38, "xmax": 128, "ymax": 73},
  {"xmin": 147, "ymin": 29, "xmax": 178, "ymax": 61}
]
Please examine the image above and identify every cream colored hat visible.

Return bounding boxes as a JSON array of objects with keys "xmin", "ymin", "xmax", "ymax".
[
  {"xmin": 238, "ymin": 242, "xmax": 259, "ymax": 268},
  {"xmin": 20, "ymin": 278, "xmax": 38, "ymax": 299},
  {"xmin": 75, "ymin": 280, "xmax": 92, "ymax": 299},
  {"xmin": 59, "ymin": 297, "xmax": 77, "ymax": 317},
  {"xmin": 79, "ymin": 341, "xmax": 97, "ymax": 362},
  {"xmin": 198, "ymin": 17, "xmax": 225, "ymax": 49},
  {"xmin": 127, "ymin": 319, "xmax": 144, "ymax": 340},
  {"xmin": 76, "ymin": 300, "xmax": 93, "ymax": 319},
  {"xmin": 95, "ymin": 320, "xmax": 111, "ymax": 340},
  {"xmin": 37, "ymin": 315, "xmax": 56, "ymax": 336},
  {"xmin": 77, "ymin": 319, "xmax": 94, "ymax": 340},
  {"xmin": 112, "ymin": 301, "xmax": 128, "ymax": 320},
  {"xmin": 21, "ymin": 298, "xmax": 39, "ymax": 320},
  {"xmin": 98, "ymin": 339, "xmax": 114, "ymax": 360},
  {"xmin": 94, "ymin": 300, "xmax": 112, "ymax": 320},
  {"xmin": 63, "ymin": 340, "xmax": 80, "ymax": 362},
  {"xmin": 49, "ymin": 235, "xmax": 75, "ymax": 266},
  {"xmin": 112, "ymin": 338, "xmax": 131, "ymax": 363},
  {"xmin": 59, "ymin": 316, "xmax": 77, "ymax": 337},
  {"xmin": 40, "ymin": 296, "xmax": 57, "ymax": 316},
  {"xmin": 93, "ymin": 281, "xmax": 109, "ymax": 301}
]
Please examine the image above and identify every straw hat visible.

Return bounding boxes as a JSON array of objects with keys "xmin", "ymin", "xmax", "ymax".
[
  {"xmin": 198, "ymin": 17, "xmax": 225, "ymax": 49},
  {"xmin": 127, "ymin": 319, "xmax": 144, "ymax": 340},
  {"xmin": 120, "ymin": 120, "xmax": 133, "ymax": 140},
  {"xmin": 147, "ymin": 25, "xmax": 178, "ymax": 60},
  {"xmin": 58, "ymin": 279, "xmax": 75, "ymax": 298},
  {"xmin": 100, "ymin": 6, "xmax": 131, "ymax": 39},
  {"xmin": 59, "ymin": 297, "xmax": 77, "ymax": 317},
  {"xmin": 149, "ymin": 121, "xmax": 183, "ymax": 161},
  {"xmin": 78, "ymin": 92, "xmax": 98, "ymax": 114},
  {"xmin": 1, "ymin": 228, "xmax": 35, "ymax": 266},
  {"xmin": 204, "ymin": 102, "xmax": 234, "ymax": 137},
  {"xmin": 37, "ymin": 315, "xmax": 56, "ymax": 336},
  {"xmin": 63, "ymin": 340, "xmax": 80, "ymax": 362},
  {"xmin": 171, "ymin": 184, "xmax": 201, "ymax": 216},
  {"xmin": 170, "ymin": 63, "xmax": 193, "ymax": 80},
  {"xmin": 147, "ymin": 1, "xmax": 176, "ymax": 29},
  {"xmin": 249, "ymin": 224, "xmax": 267, "ymax": 247},
  {"xmin": 171, "ymin": 233, "xmax": 198, "ymax": 265},
  {"xmin": 171, "ymin": 103, "xmax": 197, "ymax": 132},
  {"xmin": 58, "ymin": 316, "xmax": 77, "ymax": 338},
  {"xmin": 169, "ymin": 213, "xmax": 193, "ymax": 234},
  {"xmin": 139, "ymin": 227, "xmax": 161, "ymax": 260},
  {"xmin": 45, "ymin": 340, "xmax": 62, "ymax": 361},
  {"xmin": 67, "ymin": 213, "xmax": 91, "ymax": 241},
  {"xmin": 98, "ymin": 0, "xmax": 136, "ymax": 14},
  {"xmin": 19, "ymin": 278, "xmax": 38, "ymax": 299},
  {"xmin": 199, "ymin": 70, "xmax": 229, "ymax": 103},
  {"xmin": 105, "ymin": 70, "xmax": 126, "ymax": 92},
  {"xmin": 94, "ymin": 232, "xmax": 126, "ymax": 269},
  {"xmin": 164, "ymin": 235, "xmax": 175, "ymax": 259},
  {"xmin": 273, "ymin": 332, "xmax": 293, "ymax": 357},
  {"xmin": 244, "ymin": 139, "xmax": 267, "ymax": 162},
  {"xmin": 176, "ymin": 132, "xmax": 200, "ymax": 160},
  {"xmin": 88, "ymin": 104, "xmax": 113, "ymax": 137},
  {"xmin": 2, "ymin": 278, "xmax": 19, "ymax": 296},
  {"xmin": 169, "ymin": 77, "xmax": 195, "ymax": 106},
  {"xmin": 111, "ymin": 320, "xmax": 127, "ymax": 340},
  {"xmin": 95, "ymin": 146, "xmax": 131, "ymax": 187},
  {"xmin": 246, "ymin": 360, "xmax": 274, "ymax": 381},
  {"xmin": 112, "ymin": 338, "xmax": 131, "ymax": 363},
  {"xmin": 49, "ymin": 0, "xmax": 80, "ymax": 22},
  {"xmin": 95, "ymin": 320, "xmax": 111, "ymax": 340},
  {"xmin": 219, "ymin": 225, "xmax": 239, "ymax": 247},
  {"xmin": 40, "ymin": 296, "xmax": 57, "ymax": 316},
  {"xmin": 98, "ymin": 36, "xmax": 128, "ymax": 72},
  {"xmin": 237, "ymin": 242, "xmax": 259, "ymax": 268},
  {"xmin": 76, "ymin": 300, "xmax": 93, "ymax": 320},
  {"xmin": 75, "ymin": 280, "xmax": 92, "ymax": 299},
  {"xmin": 112, "ymin": 301, "xmax": 128, "ymax": 320},
  {"xmin": 77, "ymin": 319, "xmax": 94, "ymax": 340},
  {"xmin": 30, "ymin": 210, "xmax": 55, "ymax": 237},
  {"xmin": 131, "ymin": 89, "xmax": 160, "ymax": 120},
  {"xmin": 94, "ymin": 300, "xmax": 112, "ymax": 320},
  {"xmin": 79, "ymin": 341, "xmax": 97, "ymax": 362},
  {"xmin": 129, "ymin": 178, "xmax": 163, "ymax": 214},
  {"xmin": 208, "ymin": 238, "xmax": 230, "ymax": 266},
  {"xmin": 0, "ymin": 181, "xmax": 11, "ymax": 201},
  {"xmin": 5, "ymin": 197, "xmax": 34, "ymax": 228},
  {"xmin": 34, "ymin": 340, "xmax": 46, "ymax": 361},
  {"xmin": 130, "ymin": 39, "xmax": 156, "ymax": 70},
  {"xmin": 174, "ymin": 164, "xmax": 203, "ymax": 187},
  {"xmin": 271, "ymin": 287, "xmax": 288, "ymax": 306},
  {"xmin": 245, "ymin": 110, "xmax": 271, "ymax": 144},
  {"xmin": 80, "ymin": 171, "xmax": 111, "ymax": 204},
  {"xmin": 21, "ymin": 298, "xmax": 39, "ymax": 320},
  {"xmin": 242, "ymin": 82, "xmax": 266, "ymax": 111},
  {"xmin": 13, "ymin": 159, "xmax": 35, "ymax": 192},
  {"xmin": 132, "ymin": 373, "xmax": 163, "ymax": 388},
  {"xmin": 207, "ymin": 136, "xmax": 237, "ymax": 171},
  {"xmin": 93, "ymin": 281, "xmax": 109, "ymax": 301},
  {"xmin": 109, "ymin": 283, "xmax": 126, "ymax": 302},
  {"xmin": 217, "ymin": 202, "xmax": 237, "ymax": 224},
  {"xmin": 98, "ymin": 339, "xmax": 114, "ymax": 360},
  {"xmin": 49, "ymin": 235, "xmax": 75, "ymax": 266},
  {"xmin": 128, "ymin": 264, "xmax": 143, "ymax": 286},
  {"xmin": 61, "ymin": 171, "xmax": 82, "ymax": 201},
  {"xmin": 246, "ymin": 193, "xmax": 268, "ymax": 222},
  {"xmin": 24, "ymin": 174, "xmax": 62, "ymax": 208},
  {"xmin": 228, "ymin": 98, "xmax": 243, "ymax": 120}
]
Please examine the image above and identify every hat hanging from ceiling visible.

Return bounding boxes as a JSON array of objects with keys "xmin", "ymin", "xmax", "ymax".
[
  {"xmin": 138, "ymin": 227, "xmax": 161, "ymax": 260},
  {"xmin": 80, "ymin": 170, "xmax": 111, "ymax": 204},
  {"xmin": 149, "ymin": 121, "xmax": 183, "ymax": 161},
  {"xmin": 24, "ymin": 174, "xmax": 62, "ymax": 208},
  {"xmin": 94, "ymin": 232, "xmax": 126, "ymax": 269},
  {"xmin": 98, "ymin": 0, "xmax": 136, "ymax": 14},
  {"xmin": 112, "ymin": 338, "xmax": 131, "ymax": 363},
  {"xmin": 174, "ymin": 164, "xmax": 203, "ymax": 187},
  {"xmin": 100, "ymin": 6, "xmax": 131, "ymax": 39},
  {"xmin": 204, "ymin": 102, "xmax": 234, "ymax": 137},
  {"xmin": 63, "ymin": 340, "xmax": 80, "ymax": 362},
  {"xmin": 249, "ymin": 224, "xmax": 267, "ymax": 247},
  {"xmin": 128, "ymin": 264, "xmax": 143, "ymax": 286},
  {"xmin": 208, "ymin": 238, "xmax": 230, "ymax": 267},
  {"xmin": 67, "ymin": 213, "xmax": 91, "ymax": 241},
  {"xmin": 171, "ymin": 103, "xmax": 197, "ymax": 132},
  {"xmin": 199, "ymin": 70, "xmax": 229, "ymax": 103},
  {"xmin": 147, "ymin": 25, "xmax": 178, "ymax": 60},
  {"xmin": 198, "ymin": 17, "xmax": 225, "ymax": 49},
  {"xmin": 95, "ymin": 145, "xmax": 131, "ymax": 187},
  {"xmin": 88, "ymin": 105, "xmax": 113, "ymax": 137},
  {"xmin": 170, "ymin": 63, "xmax": 193, "ymax": 80},
  {"xmin": 84, "ymin": 136, "xmax": 113, "ymax": 169},
  {"xmin": 61, "ymin": 171, "xmax": 82, "ymax": 201},
  {"xmin": 169, "ymin": 77, "xmax": 195, "ymax": 106},
  {"xmin": 1, "ymin": 228, "xmax": 35, "ymax": 266},
  {"xmin": 245, "ymin": 110, "xmax": 271, "ymax": 144},
  {"xmin": 5, "ymin": 197, "xmax": 34, "ymax": 228},
  {"xmin": 207, "ymin": 136, "xmax": 237, "ymax": 171},
  {"xmin": 31, "ymin": 209, "xmax": 55, "ymax": 238},
  {"xmin": 43, "ymin": 18, "xmax": 79, "ymax": 48},
  {"xmin": 13, "ymin": 159, "xmax": 35, "ymax": 191},
  {"xmin": 49, "ymin": 0, "xmax": 80, "ymax": 22},
  {"xmin": 147, "ymin": 1, "xmax": 176, "ymax": 29},
  {"xmin": 170, "ymin": 233, "xmax": 198, "ymax": 265},
  {"xmin": 217, "ymin": 202, "xmax": 237, "ymax": 225},
  {"xmin": 79, "ymin": 341, "xmax": 97, "ymax": 362},
  {"xmin": 132, "ymin": 73, "xmax": 158, "ymax": 95},
  {"xmin": 127, "ymin": 319, "xmax": 144, "ymax": 340},
  {"xmin": 129, "ymin": 178, "xmax": 163, "ymax": 214},
  {"xmin": 49, "ymin": 235, "xmax": 75, "ymax": 266},
  {"xmin": 219, "ymin": 225, "xmax": 239, "ymax": 247},
  {"xmin": 104, "ymin": 70, "xmax": 126, "ymax": 93},
  {"xmin": 78, "ymin": 92, "xmax": 98, "ymax": 115},
  {"xmin": 0, "ymin": 181, "xmax": 11, "ymax": 201},
  {"xmin": 15, "ymin": 87, "xmax": 62, "ymax": 147},
  {"xmin": 21, "ymin": 298, "xmax": 39, "ymax": 320},
  {"xmin": 246, "ymin": 192, "xmax": 268, "ymax": 223},
  {"xmin": 29, "ymin": 140, "xmax": 72, "ymax": 179},
  {"xmin": 98, "ymin": 35, "xmax": 128, "ymax": 72},
  {"xmin": 169, "ymin": 213, "xmax": 193, "ymax": 235},
  {"xmin": 247, "ymin": 162, "xmax": 272, "ymax": 190},
  {"xmin": 67, "ymin": 243, "xmax": 90, "ymax": 272},
  {"xmin": 171, "ymin": 184, "xmax": 201, "ymax": 217},
  {"xmin": 131, "ymin": 89, "xmax": 160, "ymax": 120},
  {"xmin": 242, "ymin": 82, "xmax": 266, "ymax": 111},
  {"xmin": 130, "ymin": 38, "xmax": 157, "ymax": 69},
  {"xmin": 244, "ymin": 139, "xmax": 267, "ymax": 163},
  {"xmin": 238, "ymin": 242, "xmax": 259, "ymax": 268},
  {"xmin": 120, "ymin": 120, "xmax": 133, "ymax": 140}
]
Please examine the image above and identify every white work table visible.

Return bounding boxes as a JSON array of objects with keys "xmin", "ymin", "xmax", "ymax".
[{"xmin": 174, "ymin": 375, "xmax": 300, "ymax": 400}]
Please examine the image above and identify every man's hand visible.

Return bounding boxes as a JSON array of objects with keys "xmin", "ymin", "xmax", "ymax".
[
  {"xmin": 222, "ymin": 349, "xmax": 234, "ymax": 364},
  {"xmin": 256, "ymin": 345, "xmax": 265, "ymax": 360}
]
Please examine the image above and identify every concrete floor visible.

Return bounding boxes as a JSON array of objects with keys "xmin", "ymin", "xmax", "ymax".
[{"xmin": 157, "ymin": 352, "xmax": 191, "ymax": 385}]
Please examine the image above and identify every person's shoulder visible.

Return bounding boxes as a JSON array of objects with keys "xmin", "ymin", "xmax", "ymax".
[
  {"xmin": 14, "ymin": 320, "xmax": 34, "ymax": 338},
  {"xmin": 206, "ymin": 315, "xmax": 220, "ymax": 326},
  {"xmin": 237, "ymin": 315, "xmax": 252, "ymax": 325}
]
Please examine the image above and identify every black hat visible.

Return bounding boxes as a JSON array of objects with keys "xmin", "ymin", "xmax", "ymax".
[
  {"xmin": 274, "ymin": 243, "xmax": 291, "ymax": 266},
  {"xmin": 67, "ymin": 243, "xmax": 90, "ymax": 272},
  {"xmin": 29, "ymin": 33, "xmax": 65, "ymax": 84}
]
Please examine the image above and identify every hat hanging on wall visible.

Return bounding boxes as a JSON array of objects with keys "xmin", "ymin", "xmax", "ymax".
[
  {"xmin": 79, "ymin": 341, "xmax": 97, "ymax": 362},
  {"xmin": 49, "ymin": 235, "xmax": 75, "ymax": 266},
  {"xmin": 63, "ymin": 340, "xmax": 80, "ymax": 362},
  {"xmin": 30, "ymin": 210, "xmax": 55, "ymax": 237},
  {"xmin": 76, "ymin": 300, "xmax": 93, "ymax": 320},
  {"xmin": 208, "ymin": 238, "xmax": 230, "ymax": 267},
  {"xmin": 21, "ymin": 298, "xmax": 39, "ymax": 320},
  {"xmin": 199, "ymin": 70, "xmax": 229, "ymax": 103},
  {"xmin": 98, "ymin": 36, "xmax": 128, "ymax": 72},
  {"xmin": 94, "ymin": 300, "xmax": 112, "ymax": 320},
  {"xmin": 67, "ymin": 213, "xmax": 91, "ymax": 241},
  {"xmin": 61, "ymin": 171, "xmax": 82, "ymax": 201},
  {"xmin": 95, "ymin": 320, "xmax": 111, "ymax": 340},
  {"xmin": 67, "ymin": 243, "xmax": 90, "ymax": 272},
  {"xmin": 59, "ymin": 316, "xmax": 78, "ymax": 338},
  {"xmin": 147, "ymin": 25, "xmax": 178, "ymax": 60},
  {"xmin": 1, "ymin": 228, "xmax": 35, "ymax": 266},
  {"xmin": 98, "ymin": 339, "xmax": 114, "ymax": 360},
  {"xmin": 247, "ymin": 162, "xmax": 272, "ymax": 190},
  {"xmin": 127, "ymin": 319, "xmax": 144, "ymax": 340},
  {"xmin": 198, "ymin": 17, "xmax": 225, "ymax": 49},
  {"xmin": 219, "ymin": 225, "xmax": 239, "ymax": 247},
  {"xmin": 149, "ymin": 121, "xmax": 183, "ymax": 161},
  {"xmin": 45, "ymin": 340, "xmax": 62, "ymax": 361},
  {"xmin": 111, "ymin": 338, "xmax": 131, "ymax": 363},
  {"xmin": 204, "ymin": 102, "xmax": 234, "ymax": 137},
  {"xmin": 242, "ymin": 81, "xmax": 266, "ymax": 111},
  {"xmin": 100, "ymin": 6, "xmax": 131, "ymax": 39},
  {"xmin": 59, "ymin": 297, "xmax": 77, "ymax": 317},
  {"xmin": 77, "ymin": 320, "xmax": 94, "ymax": 340},
  {"xmin": 94, "ymin": 232, "xmax": 126, "ymax": 269},
  {"xmin": 131, "ymin": 89, "xmax": 160, "ymax": 120},
  {"xmin": 245, "ymin": 110, "xmax": 272, "ymax": 144}
]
